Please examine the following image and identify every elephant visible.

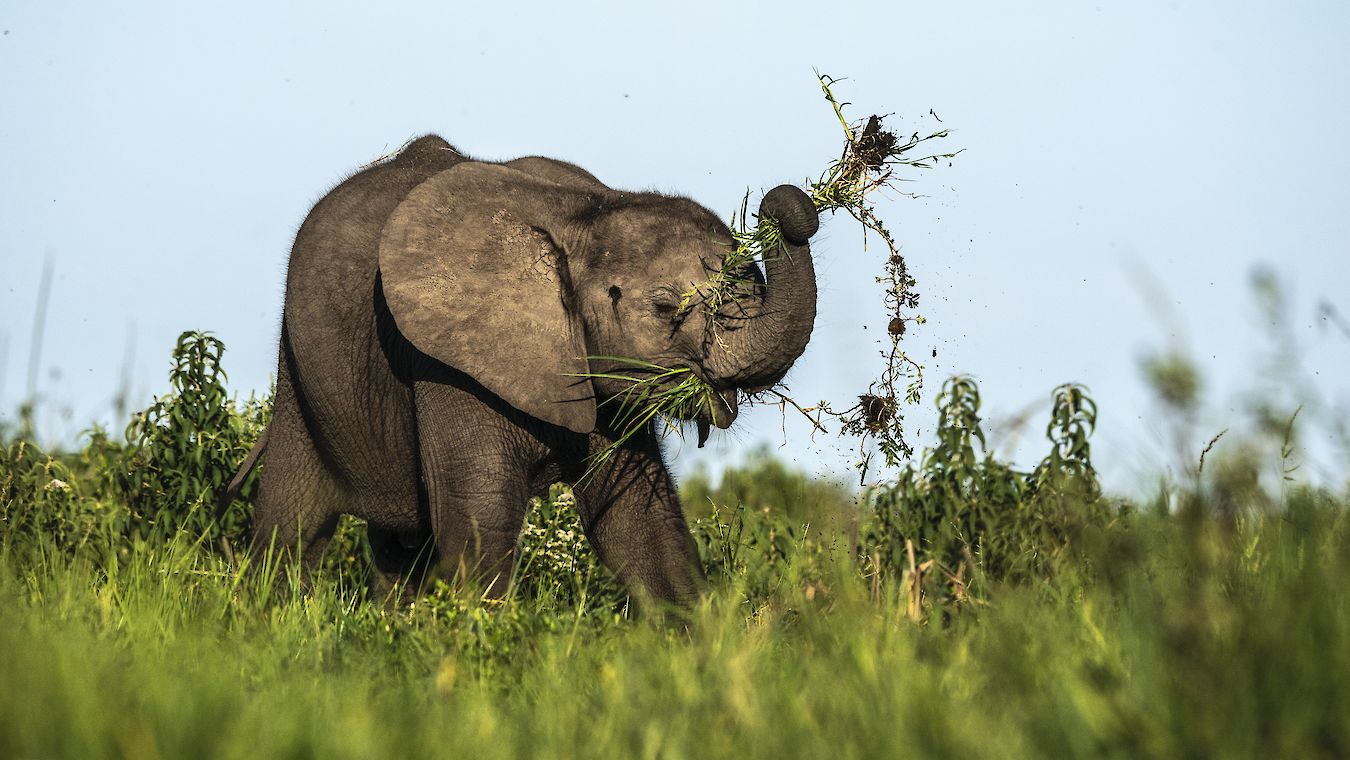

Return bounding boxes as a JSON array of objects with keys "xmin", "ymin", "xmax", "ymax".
[{"xmin": 227, "ymin": 134, "xmax": 820, "ymax": 608}]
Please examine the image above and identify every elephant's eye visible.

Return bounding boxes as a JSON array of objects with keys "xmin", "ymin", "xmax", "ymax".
[{"xmin": 650, "ymin": 288, "xmax": 684, "ymax": 321}]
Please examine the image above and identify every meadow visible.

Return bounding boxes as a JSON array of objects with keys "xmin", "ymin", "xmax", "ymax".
[{"xmin": 2, "ymin": 332, "xmax": 1346, "ymax": 759}]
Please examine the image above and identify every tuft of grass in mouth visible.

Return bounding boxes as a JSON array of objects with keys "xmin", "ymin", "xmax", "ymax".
[{"xmin": 569, "ymin": 357, "xmax": 724, "ymax": 483}]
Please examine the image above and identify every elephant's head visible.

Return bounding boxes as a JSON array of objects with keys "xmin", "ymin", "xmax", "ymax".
[{"xmin": 378, "ymin": 160, "xmax": 818, "ymax": 444}]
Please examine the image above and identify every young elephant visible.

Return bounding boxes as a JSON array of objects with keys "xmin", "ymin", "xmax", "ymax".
[{"xmin": 234, "ymin": 135, "xmax": 819, "ymax": 606}]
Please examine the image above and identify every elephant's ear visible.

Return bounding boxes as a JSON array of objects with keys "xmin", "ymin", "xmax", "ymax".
[{"xmin": 379, "ymin": 162, "xmax": 597, "ymax": 433}]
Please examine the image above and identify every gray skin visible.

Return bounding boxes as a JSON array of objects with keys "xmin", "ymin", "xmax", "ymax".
[{"xmin": 243, "ymin": 134, "xmax": 819, "ymax": 607}]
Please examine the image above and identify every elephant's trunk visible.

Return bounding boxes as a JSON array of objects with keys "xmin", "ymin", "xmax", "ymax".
[{"xmin": 707, "ymin": 185, "xmax": 819, "ymax": 390}]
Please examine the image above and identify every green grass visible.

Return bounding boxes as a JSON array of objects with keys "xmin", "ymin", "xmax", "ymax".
[
  {"xmin": 2, "ymin": 490, "xmax": 1347, "ymax": 759},
  {"xmin": 3, "ymin": 335, "xmax": 1348, "ymax": 759}
]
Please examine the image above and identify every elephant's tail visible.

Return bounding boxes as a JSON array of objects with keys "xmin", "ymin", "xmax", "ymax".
[{"xmin": 219, "ymin": 425, "xmax": 269, "ymax": 510}]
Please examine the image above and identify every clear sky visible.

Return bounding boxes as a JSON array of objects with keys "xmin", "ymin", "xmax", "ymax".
[{"xmin": 2, "ymin": 1, "xmax": 1348, "ymax": 492}]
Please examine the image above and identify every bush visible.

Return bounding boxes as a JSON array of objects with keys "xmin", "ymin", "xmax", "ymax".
[
  {"xmin": 681, "ymin": 446, "xmax": 856, "ymax": 528},
  {"xmin": 117, "ymin": 332, "xmax": 269, "ymax": 554},
  {"xmin": 1, "ymin": 331, "xmax": 268, "ymax": 559},
  {"xmin": 512, "ymin": 483, "xmax": 627, "ymax": 616},
  {"xmin": 0, "ymin": 438, "xmax": 116, "ymax": 552},
  {"xmin": 860, "ymin": 377, "xmax": 1115, "ymax": 608}
]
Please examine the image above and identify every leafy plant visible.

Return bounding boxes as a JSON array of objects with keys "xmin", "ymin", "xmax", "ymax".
[
  {"xmin": 1, "ymin": 331, "xmax": 269, "ymax": 561},
  {"xmin": 117, "ymin": 331, "xmax": 269, "ymax": 555},
  {"xmin": 0, "ymin": 438, "xmax": 114, "ymax": 553},
  {"xmin": 861, "ymin": 376, "xmax": 1109, "ymax": 610},
  {"xmin": 513, "ymin": 482, "xmax": 627, "ymax": 615}
]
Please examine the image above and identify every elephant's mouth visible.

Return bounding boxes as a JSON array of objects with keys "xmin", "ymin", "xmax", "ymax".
[
  {"xmin": 694, "ymin": 387, "xmax": 738, "ymax": 448},
  {"xmin": 596, "ymin": 362, "xmax": 737, "ymax": 447}
]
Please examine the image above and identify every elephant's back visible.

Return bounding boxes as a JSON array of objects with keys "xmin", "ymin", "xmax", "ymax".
[
  {"xmin": 285, "ymin": 135, "xmax": 466, "ymax": 334},
  {"xmin": 280, "ymin": 135, "xmax": 466, "ymax": 517}
]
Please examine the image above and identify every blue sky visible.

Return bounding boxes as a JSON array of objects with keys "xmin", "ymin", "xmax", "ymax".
[{"xmin": 2, "ymin": 1, "xmax": 1348, "ymax": 491}]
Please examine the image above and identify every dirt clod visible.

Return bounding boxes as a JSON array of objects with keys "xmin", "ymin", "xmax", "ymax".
[
  {"xmin": 859, "ymin": 394, "xmax": 896, "ymax": 431},
  {"xmin": 853, "ymin": 115, "xmax": 899, "ymax": 171}
]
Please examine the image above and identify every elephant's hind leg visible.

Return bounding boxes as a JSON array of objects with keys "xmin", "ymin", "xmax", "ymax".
[{"xmin": 251, "ymin": 349, "xmax": 345, "ymax": 576}]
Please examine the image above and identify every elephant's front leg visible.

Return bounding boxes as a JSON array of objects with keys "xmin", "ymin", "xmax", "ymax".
[
  {"xmin": 414, "ymin": 381, "xmax": 534, "ymax": 597},
  {"xmin": 576, "ymin": 429, "xmax": 705, "ymax": 608}
]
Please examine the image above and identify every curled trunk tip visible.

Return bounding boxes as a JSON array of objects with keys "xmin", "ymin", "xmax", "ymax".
[{"xmin": 760, "ymin": 185, "xmax": 819, "ymax": 245}]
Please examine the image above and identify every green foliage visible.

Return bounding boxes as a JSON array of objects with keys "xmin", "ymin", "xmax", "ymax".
[
  {"xmin": 118, "ymin": 332, "xmax": 269, "ymax": 551},
  {"xmin": 315, "ymin": 514, "xmax": 378, "ymax": 592},
  {"xmin": 1, "ymin": 331, "xmax": 268, "ymax": 559},
  {"xmin": 689, "ymin": 502, "xmax": 846, "ymax": 610},
  {"xmin": 3, "ymin": 332, "xmax": 1349, "ymax": 757},
  {"xmin": 0, "ymin": 438, "xmax": 118, "ymax": 552},
  {"xmin": 2, "ymin": 481, "xmax": 1346, "ymax": 758},
  {"xmin": 512, "ymin": 483, "xmax": 627, "ymax": 616},
  {"xmin": 682, "ymin": 446, "xmax": 855, "ymax": 526},
  {"xmin": 683, "ymin": 449, "xmax": 856, "ymax": 604},
  {"xmin": 861, "ymin": 377, "xmax": 1111, "ymax": 605}
]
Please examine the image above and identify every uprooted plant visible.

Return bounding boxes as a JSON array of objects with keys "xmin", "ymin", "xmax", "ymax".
[{"xmin": 798, "ymin": 75, "xmax": 959, "ymax": 477}]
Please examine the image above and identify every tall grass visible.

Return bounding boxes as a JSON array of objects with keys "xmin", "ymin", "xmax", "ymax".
[
  {"xmin": 2, "ymin": 492, "xmax": 1345, "ymax": 758},
  {"xmin": 2, "ymin": 333, "xmax": 1347, "ymax": 758}
]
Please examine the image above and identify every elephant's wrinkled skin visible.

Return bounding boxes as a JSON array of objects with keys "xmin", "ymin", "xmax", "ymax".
[{"xmin": 241, "ymin": 135, "xmax": 819, "ymax": 606}]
